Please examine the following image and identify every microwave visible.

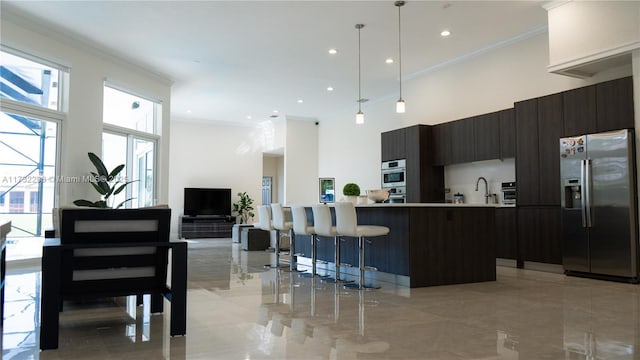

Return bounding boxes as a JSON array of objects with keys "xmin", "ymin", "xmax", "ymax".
[{"xmin": 381, "ymin": 159, "xmax": 406, "ymax": 188}]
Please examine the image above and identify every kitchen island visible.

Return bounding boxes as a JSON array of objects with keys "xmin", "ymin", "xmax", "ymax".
[{"xmin": 295, "ymin": 203, "xmax": 497, "ymax": 288}]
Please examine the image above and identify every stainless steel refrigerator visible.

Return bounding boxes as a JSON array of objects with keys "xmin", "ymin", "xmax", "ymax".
[{"xmin": 560, "ymin": 129, "xmax": 639, "ymax": 280}]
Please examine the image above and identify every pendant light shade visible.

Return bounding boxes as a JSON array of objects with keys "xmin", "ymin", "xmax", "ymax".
[
  {"xmin": 395, "ymin": 1, "xmax": 406, "ymax": 114},
  {"xmin": 355, "ymin": 23, "xmax": 365, "ymax": 124}
]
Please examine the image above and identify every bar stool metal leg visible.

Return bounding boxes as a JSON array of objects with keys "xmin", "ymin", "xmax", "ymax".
[
  {"xmin": 265, "ymin": 230, "xmax": 289, "ymax": 270},
  {"xmin": 289, "ymin": 230, "xmax": 303, "ymax": 272},
  {"xmin": 344, "ymin": 236, "xmax": 379, "ymax": 290},
  {"xmin": 300, "ymin": 234, "xmax": 328, "ymax": 278},
  {"xmin": 322, "ymin": 236, "xmax": 352, "ymax": 283}
]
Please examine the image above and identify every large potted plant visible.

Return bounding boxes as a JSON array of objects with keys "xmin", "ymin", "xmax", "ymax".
[
  {"xmin": 232, "ymin": 191, "xmax": 255, "ymax": 224},
  {"xmin": 231, "ymin": 191, "xmax": 255, "ymax": 243},
  {"xmin": 73, "ymin": 152, "xmax": 136, "ymax": 208}
]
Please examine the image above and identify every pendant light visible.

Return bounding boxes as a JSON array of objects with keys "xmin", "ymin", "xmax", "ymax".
[
  {"xmin": 395, "ymin": 1, "xmax": 406, "ymax": 113},
  {"xmin": 355, "ymin": 23, "xmax": 365, "ymax": 124}
]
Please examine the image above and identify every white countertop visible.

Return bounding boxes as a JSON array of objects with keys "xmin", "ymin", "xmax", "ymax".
[{"xmin": 354, "ymin": 202, "xmax": 515, "ymax": 208}]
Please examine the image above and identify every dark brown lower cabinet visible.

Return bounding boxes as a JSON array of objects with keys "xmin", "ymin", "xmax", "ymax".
[
  {"xmin": 495, "ymin": 208, "xmax": 517, "ymax": 260},
  {"xmin": 518, "ymin": 206, "xmax": 562, "ymax": 264}
]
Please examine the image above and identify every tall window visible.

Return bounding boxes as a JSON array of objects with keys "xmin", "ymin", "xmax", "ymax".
[
  {"xmin": 103, "ymin": 84, "xmax": 160, "ymax": 208},
  {"xmin": 0, "ymin": 47, "xmax": 65, "ymax": 241}
]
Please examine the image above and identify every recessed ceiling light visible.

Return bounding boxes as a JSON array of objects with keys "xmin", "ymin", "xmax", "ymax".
[
  {"xmin": 297, "ymin": 99, "xmax": 303, "ymax": 103},
  {"xmin": 246, "ymin": 115, "xmax": 252, "ymax": 120},
  {"xmin": 273, "ymin": 110, "xmax": 279, "ymax": 114},
  {"xmin": 441, "ymin": 30, "xmax": 451, "ymax": 37},
  {"xmin": 328, "ymin": 48, "xmax": 338, "ymax": 55},
  {"xmin": 186, "ymin": 110, "xmax": 192, "ymax": 114},
  {"xmin": 385, "ymin": 58, "xmax": 394, "ymax": 64},
  {"xmin": 327, "ymin": 86, "xmax": 334, "ymax": 91}
]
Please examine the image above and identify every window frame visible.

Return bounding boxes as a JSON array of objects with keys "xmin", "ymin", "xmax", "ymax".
[{"xmin": 102, "ymin": 82, "xmax": 161, "ymax": 208}]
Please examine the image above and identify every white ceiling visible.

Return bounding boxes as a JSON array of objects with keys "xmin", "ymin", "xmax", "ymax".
[{"xmin": 3, "ymin": 1, "xmax": 548, "ymax": 125}]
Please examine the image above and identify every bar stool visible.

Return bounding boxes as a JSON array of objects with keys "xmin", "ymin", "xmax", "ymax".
[
  {"xmin": 291, "ymin": 206, "xmax": 323, "ymax": 277},
  {"xmin": 312, "ymin": 204, "xmax": 351, "ymax": 283},
  {"xmin": 334, "ymin": 202, "xmax": 389, "ymax": 290},
  {"xmin": 257, "ymin": 205, "xmax": 287, "ymax": 270},
  {"xmin": 272, "ymin": 203, "xmax": 299, "ymax": 272}
]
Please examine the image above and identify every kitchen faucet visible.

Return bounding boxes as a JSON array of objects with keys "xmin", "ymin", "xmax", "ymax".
[{"xmin": 475, "ymin": 176, "xmax": 490, "ymax": 204}]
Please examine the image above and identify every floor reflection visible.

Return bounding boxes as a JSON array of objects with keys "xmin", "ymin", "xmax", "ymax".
[{"xmin": 2, "ymin": 238, "xmax": 640, "ymax": 359}]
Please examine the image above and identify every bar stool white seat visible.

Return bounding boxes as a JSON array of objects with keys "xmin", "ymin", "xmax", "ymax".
[
  {"xmin": 272, "ymin": 203, "xmax": 300, "ymax": 272},
  {"xmin": 271, "ymin": 203, "xmax": 296, "ymax": 271},
  {"xmin": 334, "ymin": 201, "xmax": 389, "ymax": 290},
  {"xmin": 291, "ymin": 206, "xmax": 323, "ymax": 277},
  {"xmin": 257, "ymin": 205, "xmax": 287, "ymax": 270},
  {"xmin": 312, "ymin": 204, "xmax": 351, "ymax": 283}
]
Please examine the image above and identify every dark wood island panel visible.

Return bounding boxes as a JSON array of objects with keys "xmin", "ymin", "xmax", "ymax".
[
  {"xmin": 296, "ymin": 205, "xmax": 496, "ymax": 288},
  {"xmin": 409, "ymin": 207, "xmax": 496, "ymax": 287}
]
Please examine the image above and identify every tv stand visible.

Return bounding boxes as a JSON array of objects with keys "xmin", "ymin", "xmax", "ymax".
[{"xmin": 179, "ymin": 216, "xmax": 234, "ymax": 239}]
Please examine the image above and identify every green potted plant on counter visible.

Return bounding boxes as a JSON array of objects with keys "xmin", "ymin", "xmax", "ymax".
[{"xmin": 342, "ymin": 182, "xmax": 361, "ymax": 204}]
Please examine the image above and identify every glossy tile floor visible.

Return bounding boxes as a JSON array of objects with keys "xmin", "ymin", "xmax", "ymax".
[{"xmin": 3, "ymin": 238, "xmax": 640, "ymax": 359}]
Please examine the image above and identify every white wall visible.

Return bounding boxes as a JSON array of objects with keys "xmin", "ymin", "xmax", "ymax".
[
  {"xmin": 445, "ymin": 159, "xmax": 515, "ymax": 205},
  {"xmin": 1, "ymin": 11, "xmax": 172, "ymax": 208},
  {"xmin": 168, "ymin": 121, "xmax": 263, "ymax": 234},
  {"xmin": 547, "ymin": 1, "xmax": 640, "ymax": 69},
  {"xmin": 284, "ymin": 118, "xmax": 318, "ymax": 205},
  {"xmin": 262, "ymin": 155, "xmax": 283, "ymax": 204},
  {"xmin": 317, "ymin": 32, "xmax": 633, "ymax": 197}
]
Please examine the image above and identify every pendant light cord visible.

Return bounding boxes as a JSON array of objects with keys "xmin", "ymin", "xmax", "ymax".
[
  {"xmin": 357, "ymin": 24, "xmax": 362, "ymax": 113},
  {"xmin": 397, "ymin": 2, "xmax": 403, "ymax": 100}
]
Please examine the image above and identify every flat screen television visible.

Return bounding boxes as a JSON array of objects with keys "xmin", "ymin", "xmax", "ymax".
[{"xmin": 183, "ymin": 188, "xmax": 231, "ymax": 217}]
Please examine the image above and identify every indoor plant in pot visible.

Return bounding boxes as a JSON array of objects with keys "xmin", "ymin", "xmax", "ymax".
[
  {"xmin": 73, "ymin": 152, "xmax": 136, "ymax": 208},
  {"xmin": 231, "ymin": 191, "xmax": 255, "ymax": 243},
  {"xmin": 232, "ymin": 191, "xmax": 255, "ymax": 224},
  {"xmin": 342, "ymin": 182, "xmax": 361, "ymax": 204}
]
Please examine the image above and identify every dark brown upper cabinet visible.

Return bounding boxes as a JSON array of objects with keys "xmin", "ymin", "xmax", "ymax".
[
  {"xmin": 596, "ymin": 76, "xmax": 634, "ymax": 132},
  {"xmin": 499, "ymin": 108, "xmax": 516, "ymax": 158},
  {"xmin": 563, "ymin": 84, "xmax": 597, "ymax": 137},
  {"xmin": 381, "ymin": 128, "xmax": 407, "ymax": 162},
  {"xmin": 450, "ymin": 118, "xmax": 475, "ymax": 164},
  {"xmin": 563, "ymin": 76, "xmax": 634, "ymax": 137},
  {"xmin": 474, "ymin": 112, "xmax": 500, "ymax": 161},
  {"xmin": 432, "ymin": 123, "xmax": 452, "ymax": 166}
]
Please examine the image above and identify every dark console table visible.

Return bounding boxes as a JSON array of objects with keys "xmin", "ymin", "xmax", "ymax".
[{"xmin": 179, "ymin": 216, "xmax": 234, "ymax": 239}]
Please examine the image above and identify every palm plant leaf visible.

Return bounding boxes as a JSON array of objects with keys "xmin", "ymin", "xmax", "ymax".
[
  {"xmin": 90, "ymin": 181, "xmax": 109, "ymax": 195},
  {"xmin": 108, "ymin": 164, "xmax": 125, "ymax": 180},
  {"xmin": 114, "ymin": 198, "xmax": 134, "ymax": 209},
  {"xmin": 88, "ymin": 152, "xmax": 109, "ymax": 177},
  {"xmin": 113, "ymin": 180, "xmax": 137, "ymax": 195}
]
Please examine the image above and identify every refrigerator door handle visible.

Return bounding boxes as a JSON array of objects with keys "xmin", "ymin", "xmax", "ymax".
[
  {"xmin": 584, "ymin": 158, "xmax": 593, "ymax": 228},
  {"xmin": 581, "ymin": 159, "xmax": 587, "ymax": 227}
]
